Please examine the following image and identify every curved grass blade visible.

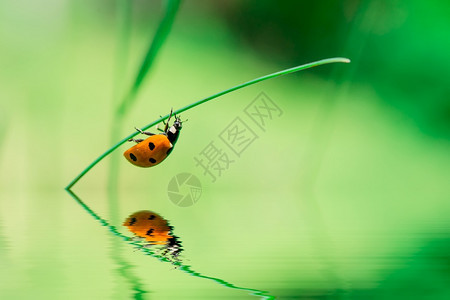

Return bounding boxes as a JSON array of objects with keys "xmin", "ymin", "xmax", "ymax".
[
  {"xmin": 117, "ymin": 0, "xmax": 181, "ymax": 116},
  {"xmin": 66, "ymin": 57, "xmax": 350, "ymax": 190}
]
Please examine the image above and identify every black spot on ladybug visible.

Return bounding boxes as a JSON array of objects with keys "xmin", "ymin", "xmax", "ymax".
[
  {"xmin": 130, "ymin": 153, "xmax": 137, "ymax": 161},
  {"xmin": 148, "ymin": 142, "xmax": 155, "ymax": 150},
  {"xmin": 166, "ymin": 147, "xmax": 173, "ymax": 155},
  {"xmin": 146, "ymin": 228, "xmax": 154, "ymax": 236},
  {"xmin": 149, "ymin": 158, "xmax": 157, "ymax": 163},
  {"xmin": 129, "ymin": 217, "xmax": 137, "ymax": 226},
  {"xmin": 148, "ymin": 215, "xmax": 155, "ymax": 220}
]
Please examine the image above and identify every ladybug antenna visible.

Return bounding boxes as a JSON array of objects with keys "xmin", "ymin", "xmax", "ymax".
[{"xmin": 178, "ymin": 115, "xmax": 187, "ymax": 123}]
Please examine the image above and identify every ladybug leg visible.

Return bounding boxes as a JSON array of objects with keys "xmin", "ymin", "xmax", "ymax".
[
  {"xmin": 156, "ymin": 124, "xmax": 165, "ymax": 132},
  {"xmin": 135, "ymin": 127, "xmax": 155, "ymax": 136},
  {"xmin": 156, "ymin": 117, "xmax": 167, "ymax": 132},
  {"xmin": 128, "ymin": 138, "xmax": 144, "ymax": 143},
  {"xmin": 164, "ymin": 108, "xmax": 174, "ymax": 132}
]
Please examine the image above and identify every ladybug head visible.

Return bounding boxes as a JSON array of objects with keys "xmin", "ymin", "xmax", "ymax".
[
  {"xmin": 166, "ymin": 114, "xmax": 183, "ymax": 144},
  {"xmin": 172, "ymin": 115, "xmax": 182, "ymax": 131}
]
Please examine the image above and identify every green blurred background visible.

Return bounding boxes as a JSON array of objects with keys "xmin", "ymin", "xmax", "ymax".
[{"xmin": 0, "ymin": 0, "xmax": 449, "ymax": 299}]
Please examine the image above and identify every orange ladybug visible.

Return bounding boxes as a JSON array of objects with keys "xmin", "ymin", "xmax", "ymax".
[
  {"xmin": 124, "ymin": 210, "xmax": 182, "ymax": 260},
  {"xmin": 124, "ymin": 109, "xmax": 183, "ymax": 167}
]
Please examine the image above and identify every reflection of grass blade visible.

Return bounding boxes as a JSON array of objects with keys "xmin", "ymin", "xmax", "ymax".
[
  {"xmin": 117, "ymin": 0, "xmax": 181, "ymax": 116},
  {"xmin": 66, "ymin": 57, "xmax": 350, "ymax": 189},
  {"xmin": 65, "ymin": 189, "xmax": 274, "ymax": 299}
]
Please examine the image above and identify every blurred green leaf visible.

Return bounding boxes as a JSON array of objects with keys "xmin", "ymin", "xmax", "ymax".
[{"xmin": 117, "ymin": 0, "xmax": 181, "ymax": 116}]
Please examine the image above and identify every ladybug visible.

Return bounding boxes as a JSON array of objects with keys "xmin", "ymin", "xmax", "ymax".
[{"xmin": 124, "ymin": 109, "xmax": 183, "ymax": 167}]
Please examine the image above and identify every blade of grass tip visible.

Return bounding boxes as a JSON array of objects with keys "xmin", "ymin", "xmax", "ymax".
[
  {"xmin": 117, "ymin": 0, "xmax": 181, "ymax": 116},
  {"xmin": 171, "ymin": 57, "xmax": 351, "ymax": 117},
  {"xmin": 66, "ymin": 57, "xmax": 350, "ymax": 190}
]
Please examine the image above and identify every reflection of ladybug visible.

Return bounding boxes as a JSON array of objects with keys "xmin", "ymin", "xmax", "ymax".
[
  {"xmin": 123, "ymin": 210, "xmax": 173, "ymax": 245},
  {"xmin": 123, "ymin": 109, "xmax": 182, "ymax": 168},
  {"xmin": 123, "ymin": 210, "xmax": 183, "ymax": 262}
]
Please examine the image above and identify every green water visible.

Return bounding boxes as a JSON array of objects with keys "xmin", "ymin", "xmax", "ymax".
[{"xmin": 1, "ymin": 1, "xmax": 449, "ymax": 299}]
